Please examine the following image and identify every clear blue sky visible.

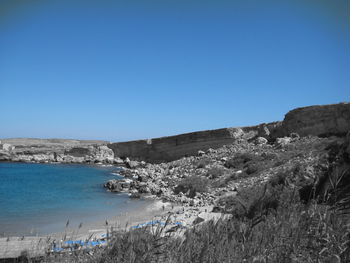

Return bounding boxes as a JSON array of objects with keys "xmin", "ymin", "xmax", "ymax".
[{"xmin": 1, "ymin": 0, "xmax": 349, "ymax": 142}]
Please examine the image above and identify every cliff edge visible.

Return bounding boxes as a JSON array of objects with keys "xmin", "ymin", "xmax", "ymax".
[{"xmin": 108, "ymin": 102, "xmax": 350, "ymax": 162}]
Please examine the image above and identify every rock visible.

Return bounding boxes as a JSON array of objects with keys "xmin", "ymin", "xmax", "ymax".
[
  {"xmin": 125, "ymin": 159, "xmax": 140, "ymax": 169},
  {"xmin": 138, "ymin": 182, "xmax": 150, "ymax": 194},
  {"xmin": 220, "ymin": 157, "xmax": 227, "ymax": 162},
  {"xmin": 104, "ymin": 179, "xmax": 130, "ymax": 192},
  {"xmin": 193, "ymin": 216, "xmax": 205, "ymax": 225},
  {"xmin": 255, "ymin": 137, "xmax": 268, "ymax": 145},
  {"xmin": 129, "ymin": 190, "xmax": 141, "ymax": 198},
  {"xmin": 290, "ymin": 132, "xmax": 300, "ymax": 140},
  {"xmin": 281, "ymin": 103, "xmax": 350, "ymax": 137},
  {"xmin": 206, "ymin": 148, "xmax": 216, "ymax": 154},
  {"xmin": 257, "ymin": 124, "xmax": 270, "ymax": 138},
  {"xmin": 96, "ymin": 145, "xmax": 114, "ymax": 160},
  {"xmin": 0, "ymin": 150, "xmax": 11, "ymax": 161},
  {"xmin": 137, "ymin": 172, "xmax": 149, "ymax": 182},
  {"xmin": 113, "ymin": 158, "xmax": 124, "ymax": 164},
  {"xmin": 275, "ymin": 137, "xmax": 292, "ymax": 147},
  {"xmin": 197, "ymin": 150, "xmax": 205, "ymax": 156},
  {"xmin": 2, "ymin": 143, "xmax": 15, "ymax": 151}
]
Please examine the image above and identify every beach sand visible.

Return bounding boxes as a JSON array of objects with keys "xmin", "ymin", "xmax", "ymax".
[{"xmin": 0, "ymin": 199, "xmax": 226, "ymax": 259}]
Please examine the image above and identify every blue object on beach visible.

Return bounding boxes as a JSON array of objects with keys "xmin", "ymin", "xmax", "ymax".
[
  {"xmin": 64, "ymin": 240, "xmax": 84, "ymax": 246},
  {"xmin": 132, "ymin": 220, "xmax": 167, "ymax": 229}
]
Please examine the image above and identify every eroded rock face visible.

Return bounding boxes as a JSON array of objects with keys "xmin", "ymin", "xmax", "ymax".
[
  {"xmin": 1, "ymin": 103, "xmax": 349, "ymax": 165},
  {"xmin": 108, "ymin": 127, "xmax": 257, "ymax": 163},
  {"xmin": 107, "ymin": 103, "xmax": 350, "ymax": 163},
  {"xmin": 281, "ymin": 103, "xmax": 350, "ymax": 137},
  {"xmin": 0, "ymin": 138, "xmax": 115, "ymax": 164},
  {"xmin": 1, "ymin": 143, "xmax": 15, "ymax": 151}
]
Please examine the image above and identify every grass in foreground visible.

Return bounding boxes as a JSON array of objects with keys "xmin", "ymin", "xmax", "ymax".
[{"xmin": 38, "ymin": 177, "xmax": 350, "ymax": 263}]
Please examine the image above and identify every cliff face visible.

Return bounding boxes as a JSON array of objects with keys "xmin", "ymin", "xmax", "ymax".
[
  {"xmin": 280, "ymin": 103, "xmax": 350, "ymax": 137},
  {"xmin": 108, "ymin": 103, "xmax": 350, "ymax": 162},
  {"xmin": 0, "ymin": 138, "xmax": 115, "ymax": 163},
  {"xmin": 108, "ymin": 124, "xmax": 282, "ymax": 163},
  {"xmin": 1, "ymin": 103, "xmax": 349, "ymax": 164},
  {"xmin": 108, "ymin": 128, "xmax": 253, "ymax": 163}
]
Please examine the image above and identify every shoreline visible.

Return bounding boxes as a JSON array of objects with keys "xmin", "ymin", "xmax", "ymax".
[
  {"xmin": 0, "ymin": 197, "xmax": 225, "ymax": 259},
  {"xmin": 0, "ymin": 200, "xmax": 170, "ymax": 259}
]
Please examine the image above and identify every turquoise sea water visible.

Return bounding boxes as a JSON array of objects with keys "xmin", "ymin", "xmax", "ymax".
[{"xmin": 0, "ymin": 162, "xmax": 146, "ymax": 236}]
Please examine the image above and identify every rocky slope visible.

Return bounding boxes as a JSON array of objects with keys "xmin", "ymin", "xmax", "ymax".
[{"xmin": 105, "ymin": 133, "xmax": 350, "ymax": 211}]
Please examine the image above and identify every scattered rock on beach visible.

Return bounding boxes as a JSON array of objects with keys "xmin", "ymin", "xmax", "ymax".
[{"xmin": 193, "ymin": 216, "xmax": 205, "ymax": 225}]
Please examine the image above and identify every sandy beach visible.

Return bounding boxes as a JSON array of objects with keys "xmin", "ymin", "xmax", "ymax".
[{"xmin": 0, "ymin": 198, "xmax": 225, "ymax": 259}]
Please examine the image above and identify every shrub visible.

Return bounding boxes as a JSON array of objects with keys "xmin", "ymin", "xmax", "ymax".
[
  {"xmin": 195, "ymin": 158, "xmax": 211, "ymax": 169},
  {"xmin": 224, "ymin": 153, "xmax": 261, "ymax": 169},
  {"xmin": 269, "ymin": 172, "xmax": 288, "ymax": 187},
  {"xmin": 206, "ymin": 166, "xmax": 226, "ymax": 179},
  {"xmin": 244, "ymin": 163, "xmax": 260, "ymax": 175},
  {"xmin": 174, "ymin": 176, "xmax": 209, "ymax": 198}
]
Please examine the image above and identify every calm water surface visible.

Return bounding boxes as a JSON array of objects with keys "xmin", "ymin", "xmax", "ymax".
[{"xmin": 0, "ymin": 162, "xmax": 147, "ymax": 236}]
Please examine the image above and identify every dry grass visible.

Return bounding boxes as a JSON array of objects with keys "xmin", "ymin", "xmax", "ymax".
[{"xmin": 35, "ymin": 177, "xmax": 350, "ymax": 263}]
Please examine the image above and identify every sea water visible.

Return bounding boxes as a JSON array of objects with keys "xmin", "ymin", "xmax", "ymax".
[{"xmin": 0, "ymin": 162, "xmax": 148, "ymax": 236}]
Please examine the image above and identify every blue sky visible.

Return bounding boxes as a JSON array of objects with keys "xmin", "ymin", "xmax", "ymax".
[{"xmin": 1, "ymin": 0, "xmax": 349, "ymax": 142}]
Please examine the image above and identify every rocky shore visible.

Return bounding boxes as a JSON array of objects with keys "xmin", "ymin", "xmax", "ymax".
[
  {"xmin": 0, "ymin": 138, "xmax": 122, "ymax": 164},
  {"xmin": 1, "ymin": 102, "xmax": 349, "ymax": 218},
  {"xmin": 104, "ymin": 133, "xmax": 349, "ymax": 214},
  {"xmin": 1, "ymin": 102, "xmax": 350, "ymax": 260}
]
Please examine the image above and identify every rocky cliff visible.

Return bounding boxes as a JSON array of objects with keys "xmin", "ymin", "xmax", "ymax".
[
  {"xmin": 278, "ymin": 102, "xmax": 350, "ymax": 137},
  {"xmin": 0, "ymin": 138, "xmax": 117, "ymax": 164},
  {"xmin": 108, "ymin": 103, "xmax": 350, "ymax": 162},
  {"xmin": 1, "ymin": 103, "xmax": 349, "ymax": 164}
]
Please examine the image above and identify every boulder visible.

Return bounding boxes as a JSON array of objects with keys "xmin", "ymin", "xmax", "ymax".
[
  {"xmin": 125, "ymin": 160, "xmax": 140, "ymax": 169},
  {"xmin": 255, "ymin": 137, "xmax": 268, "ymax": 145},
  {"xmin": 104, "ymin": 179, "xmax": 131, "ymax": 193},
  {"xmin": 257, "ymin": 124, "xmax": 270, "ymax": 138},
  {"xmin": 113, "ymin": 157, "xmax": 124, "ymax": 165},
  {"xmin": 275, "ymin": 137, "xmax": 292, "ymax": 148},
  {"xmin": 0, "ymin": 150, "xmax": 11, "ymax": 161},
  {"xmin": 2, "ymin": 143, "xmax": 15, "ymax": 151},
  {"xmin": 197, "ymin": 150, "xmax": 205, "ymax": 156}
]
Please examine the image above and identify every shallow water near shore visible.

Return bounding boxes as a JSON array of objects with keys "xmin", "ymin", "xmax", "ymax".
[{"xmin": 0, "ymin": 162, "xmax": 151, "ymax": 237}]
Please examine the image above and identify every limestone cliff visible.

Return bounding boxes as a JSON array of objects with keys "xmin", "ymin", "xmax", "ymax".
[
  {"xmin": 279, "ymin": 102, "xmax": 350, "ymax": 137},
  {"xmin": 108, "ymin": 128, "xmax": 256, "ymax": 163},
  {"xmin": 1, "ymin": 102, "xmax": 349, "ymax": 164},
  {"xmin": 108, "ymin": 103, "xmax": 350, "ymax": 162}
]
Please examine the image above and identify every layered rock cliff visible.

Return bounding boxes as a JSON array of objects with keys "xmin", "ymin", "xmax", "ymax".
[
  {"xmin": 0, "ymin": 138, "xmax": 116, "ymax": 164},
  {"xmin": 278, "ymin": 102, "xmax": 350, "ymax": 137},
  {"xmin": 1, "ymin": 102, "xmax": 349, "ymax": 164},
  {"xmin": 108, "ymin": 103, "xmax": 350, "ymax": 162}
]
